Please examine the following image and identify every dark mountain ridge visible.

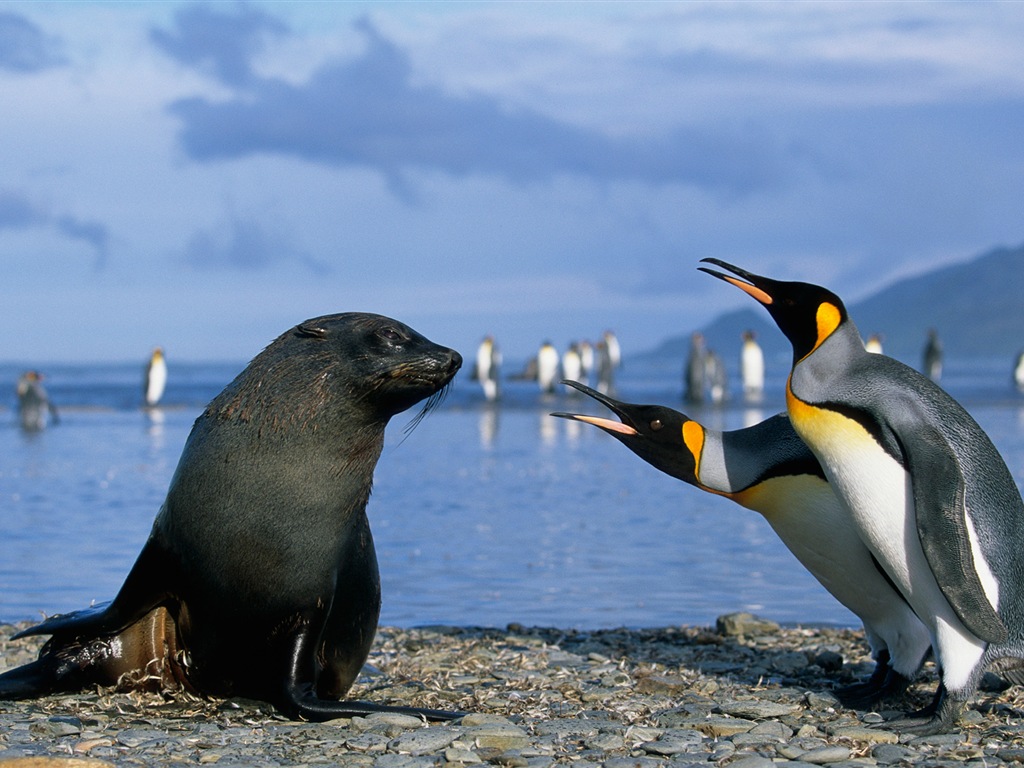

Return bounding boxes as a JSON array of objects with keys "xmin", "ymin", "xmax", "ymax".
[{"xmin": 638, "ymin": 242, "xmax": 1024, "ymax": 369}]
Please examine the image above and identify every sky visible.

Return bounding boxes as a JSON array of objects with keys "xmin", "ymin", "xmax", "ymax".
[{"xmin": 2, "ymin": 1, "xmax": 1024, "ymax": 364}]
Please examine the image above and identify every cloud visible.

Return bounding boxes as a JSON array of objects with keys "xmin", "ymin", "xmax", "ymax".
[
  {"xmin": 163, "ymin": 17, "xmax": 799, "ymax": 197},
  {"xmin": 0, "ymin": 189, "xmax": 108, "ymax": 266},
  {"xmin": 181, "ymin": 212, "xmax": 327, "ymax": 274},
  {"xmin": 0, "ymin": 11, "xmax": 66, "ymax": 73},
  {"xmin": 149, "ymin": 3, "xmax": 289, "ymax": 88}
]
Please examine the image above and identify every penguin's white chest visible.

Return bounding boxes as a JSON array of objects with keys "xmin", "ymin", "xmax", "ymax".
[{"xmin": 789, "ymin": 403, "xmax": 916, "ymax": 584}]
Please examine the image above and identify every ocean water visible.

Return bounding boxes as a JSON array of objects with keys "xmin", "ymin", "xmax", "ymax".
[{"xmin": 2, "ymin": 355, "xmax": 1024, "ymax": 631}]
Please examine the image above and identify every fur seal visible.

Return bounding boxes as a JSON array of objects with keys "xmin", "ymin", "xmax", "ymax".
[{"xmin": 0, "ymin": 313, "xmax": 463, "ymax": 721}]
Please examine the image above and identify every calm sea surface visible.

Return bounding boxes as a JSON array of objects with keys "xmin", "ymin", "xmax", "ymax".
[{"xmin": 3, "ymin": 355, "xmax": 1024, "ymax": 631}]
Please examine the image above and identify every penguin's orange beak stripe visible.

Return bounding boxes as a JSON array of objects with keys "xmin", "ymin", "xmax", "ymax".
[
  {"xmin": 570, "ymin": 415, "xmax": 639, "ymax": 436},
  {"xmin": 722, "ymin": 275, "xmax": 773, "ymax": 306}
]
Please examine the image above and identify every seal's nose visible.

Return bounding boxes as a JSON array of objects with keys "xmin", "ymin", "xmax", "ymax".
[{"xmin": 447, "ymin": 350, "xmax": 463, "ymax": 374}]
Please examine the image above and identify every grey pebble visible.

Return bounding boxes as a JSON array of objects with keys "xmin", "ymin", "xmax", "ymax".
[
  {"xmin": 725, "ymin": 754, "xmax": 777, "ymax": 768},
  {"xmin": 583, "ymin": 732, "xmax": 625, "ymax": 751},
  {"xmin": 719, "ymin": 699, "xmax": 800, "ymax": 720},
  {"xmin": 373, "ymin": 753, "xmax": 443, "ymax": 768},
  {"xmin": 388, "ymin": 726, "xmax": 460, "ymax": 755},
  {"xmin": 797, "ymin": 745, "xmax": 853, "ymax": 764},
  {"xmin": 28, "ymin": 715, "xmax": 83, "ymax": 737},
  {"xmin": 601, "ymin": 757, "xmax": 666, "ymax": 768},
  {"xmin": 346, "ymin": 732, "xmax": 392, "ymax": 752},
  {"xmin": 116, "ymin": 727, "xmax": 171, "ymax": 748}
]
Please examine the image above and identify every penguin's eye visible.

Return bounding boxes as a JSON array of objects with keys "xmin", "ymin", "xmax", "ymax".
[
  {"xmin": 378, "ymin": 327, "xmax": 404, "ymax": 342},
  {"xmin": 650, "ymin": 419, "xmax": 664, "ymax": 431}
]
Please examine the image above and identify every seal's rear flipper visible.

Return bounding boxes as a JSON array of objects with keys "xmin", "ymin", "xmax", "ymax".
[
  {"xmin": 0, "ymin": 652, "xmax": 88, "ymax": 700},
  {"xmin": 0, "ymin": 659, "xmax": 54, "ymax": 699},
  {"xmin": 12, "ymin": 601, "xmax": 116, "ymax": 640}
]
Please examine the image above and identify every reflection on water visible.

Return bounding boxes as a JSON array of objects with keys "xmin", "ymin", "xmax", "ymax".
[{"xmin": 3, "ymin": 359, "xmax": 1024, "ymax": 631}]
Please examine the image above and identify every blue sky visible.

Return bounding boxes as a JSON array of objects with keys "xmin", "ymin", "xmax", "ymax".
[{"xmin": 2, "ymin": 2, "xmax": 1023, "ymax": 363}]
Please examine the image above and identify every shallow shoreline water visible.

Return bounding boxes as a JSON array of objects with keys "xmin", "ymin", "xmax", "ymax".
[{"xmin": 2, "ymin": 616, "xmax": 1024, "ymax": 767}]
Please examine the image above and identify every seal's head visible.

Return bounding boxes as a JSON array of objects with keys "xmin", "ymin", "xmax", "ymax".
[{"xmin": 212, "ymin": 312, "xmax": 462, "ymax": 429}]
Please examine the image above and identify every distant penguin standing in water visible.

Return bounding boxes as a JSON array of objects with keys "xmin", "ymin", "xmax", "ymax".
[
  {"xmin": 554, "ymin": 381, "xmax": 933, "ymax": 706},
  {"xmin": 578, "ymin": 341, "xmax": 595, "ymax": 385},
  {"xmin": 144, "ymin": 348, "xmax": 168, "ymax": 407},
  {"xmin": 740, "ymin": 330, "xmax": 765, "ymax": 402},
  {"xmin": 474, "ymin": 335, "xmax": 502, "ymax": 402},
  {"xmin": 537, "ymin": 341, "xmax": 560, "ymax": 394},
  {"xmin": 683, "ymin": 332, "xmax": 707, "ymax": 405},
  {"xmin": 1015, "ymin": 352, "xmax": 1024, "ymax": 392},
  {"xmin": 705, "ymin": 348, "xmax": 728, "ymax": 405},
  {"xmin": 562, "ymin": 343, "xmax": 583, "ymax": 393},
  {"xmin": 16, "ymin": 371, "xmax": 58, "ymax": 431},
  {"xmin": 922, "ymin": 329, "xmax": 943, "ymax": 383},
  {"xmin": 598, "ymin": 330, "xmax": 621, "ymax": 393},
  {"xmin": 701, "ymin": 259, "xmax": 1024, "ymax": 734}
]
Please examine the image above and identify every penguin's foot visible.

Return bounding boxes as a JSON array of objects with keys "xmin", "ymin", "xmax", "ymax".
[
  {"xmin": 875, "ymin": 685, "xmax": 964, "ymax": 736},
  {"xmin": 835, "ymin": 668, "xmax": 911, "ymax": 709},
  {"xmin": 834, "ymin": 652, "xmax": 912, "ymax": 708}
]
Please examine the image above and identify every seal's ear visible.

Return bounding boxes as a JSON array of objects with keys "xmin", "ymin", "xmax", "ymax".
[{"xmin": 296, "ymin": 323, "xmax": 328, "ymax": 339}]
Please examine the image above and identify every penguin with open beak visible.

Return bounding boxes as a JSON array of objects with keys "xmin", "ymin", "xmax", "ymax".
[
  {"xmin": 553, "ymin": 380, "xmax": 931, "ymax": 707},
  {"xmin": 699, "ymin": 258, "xmax": 1024, "ymax": 734}
]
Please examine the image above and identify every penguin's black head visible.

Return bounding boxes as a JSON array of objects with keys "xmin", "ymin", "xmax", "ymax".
[
  {"xmin": 552, "ymin": 381, "xmax": 699, "ymax": 485},
  {"xmin": 698, "ymin": 259, "xmax": 849, "ymax": 364}
]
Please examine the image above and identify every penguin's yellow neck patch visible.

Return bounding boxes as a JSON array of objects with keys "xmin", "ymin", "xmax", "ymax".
[
  {"xmin": 682, "ymin": 420, "xmax": 705, "ymax": 475},
  {"xmin": 813, "ymin": 302, "xmax": 841, "ymax": 352}
]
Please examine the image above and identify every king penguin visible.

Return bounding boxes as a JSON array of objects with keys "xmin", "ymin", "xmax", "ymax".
[
  {"xmin": 144, "ymin": 347, "xmax": 167, "ymax": 407},
  {"xmin": 699, "ymin": 258, "xmax": 1024, "ymax": 733},
  {"xmin": 553, "ymin": 380, "xmax": 931, "ymax": 706}
]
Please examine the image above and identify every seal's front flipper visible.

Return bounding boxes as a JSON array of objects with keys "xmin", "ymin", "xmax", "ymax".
[{"xmin": 279, "ymin": 624, "xmax": 465, "ymax": 722}]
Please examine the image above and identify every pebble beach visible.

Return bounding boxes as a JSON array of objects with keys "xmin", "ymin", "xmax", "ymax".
[{"xmin": 3, "ymin": 614, "xmax": 1024, "ymax": 768}]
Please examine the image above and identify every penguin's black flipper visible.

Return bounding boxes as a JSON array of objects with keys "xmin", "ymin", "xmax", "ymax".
[{"xmin": 902, "ymin": 419, "xmax": 1008, "ymax": 644}]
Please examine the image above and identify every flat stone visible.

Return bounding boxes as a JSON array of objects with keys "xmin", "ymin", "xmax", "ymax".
[
  {"xmin": 583, "ymin": 732, "xmax": 624, "ymax": 751},
  {"xmin": 601, "ymin": 758, "xmax": 665, "ymax": 768},
  {"xmin": 690, "ymin": 716, "xmax": 756, "ymax": 737},
  {"xmin": 532, "ymin": 720, "xmax": 599, "ymax": 739},
  {"xmin": 445, "ymin": 746, "xmax": 483, "ymax": 763},
  {"xmin": 725, "ymin": 755, "xmax": 776, "ymax": 768},
  {"xmin": 114, "ymin": 728, "xmax": 169, "ymax": 748},
  {"xmin": 464, "ymin": 723, "xmax": 530, "ymax": 751},
  {"xmin": 799, "ymin": 745, "xmax": 853, "ymax": 764},
  {"xmin": 716, "ymin": 612, "xmax": 780, "ymax": 637},
  {"xmin": 388, "ymin": 727, "xmax": 460, "ymax": 755},
  {"xmin": 718, "ymin": 700, "xmax": 800, "ymax": 720},
  {"xmin": 28, "ymin": 717, "xmax": 83, "ymax": 738},
  {"xmin": 364, "ymin": 712, "xmax": 430, "ymax": 730},
  {"xmin": 828, "ymin": 726, "xmax": 900, "ymax": 744}
]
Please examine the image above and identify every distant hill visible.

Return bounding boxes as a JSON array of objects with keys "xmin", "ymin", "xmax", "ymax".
[{"xmin": 638, "ymin": 242, "xmax": 1024, "ymax": 368}]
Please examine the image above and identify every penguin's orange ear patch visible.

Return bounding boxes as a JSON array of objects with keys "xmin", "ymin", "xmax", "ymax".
[
  {"xmin": 723, "ymin": 276, "xmax": 773, "ymax": 306},
  {"xmin": 682, "ymin": 420, "xmax": 705, "ymax": 464},
  {"xmin": 814, "ymin": 302, "xmax": 842, "ymax": 351}
]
